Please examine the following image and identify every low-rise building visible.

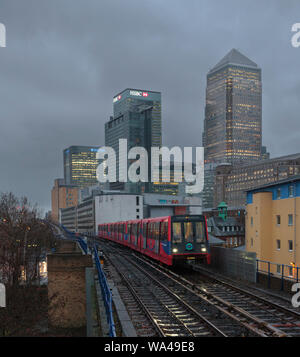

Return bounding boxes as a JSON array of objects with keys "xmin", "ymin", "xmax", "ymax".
[
  {"xmin": 142, "ymin": 193, "xmax": 201, "ymax": 218},
  {"xmin": 60, "ymin": 191, "xmax": 202, "ymax": 236},
  {"xmin": 206, "ymin": 202, "xmax": 245, "ymax": 248},
  {"xmin": 60, "ymin": 193, "xmax": 143, "ymax": 236},
  {"xmin": 245, "ymin": 176, "xmax": 300, "ymax": 277}
]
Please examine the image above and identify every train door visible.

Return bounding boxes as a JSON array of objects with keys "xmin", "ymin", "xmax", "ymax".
[
  {"xmin": 155, "ymin": 222, "xmax": 161, "ymax": 254},
  {"xmin": 160, "ymin": 221, "xmax": 168, "ymax": 255},
  {"xmin": 147, "ymin": 223, "xmax": 153, "ymax": 251},
  {"xmin": 134, "ymin": 222, "xmax": 139, "ymax": 247},
  {"xmin": 143, "ymin": 222, "xmax": 147, "ymax": 250}
]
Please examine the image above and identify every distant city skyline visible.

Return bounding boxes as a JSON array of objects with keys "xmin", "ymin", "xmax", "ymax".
[{"xmin": 0, "ymin": 1, "xmax": 299, "ymax": 212}]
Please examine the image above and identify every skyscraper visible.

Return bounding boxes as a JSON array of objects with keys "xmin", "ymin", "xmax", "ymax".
[
  {"xmin": 202, "ymin": 49, "xmax": 262, "ymax": 208},
  {"xmin": 63, "ymin": 145, "xmax": 100, "ymax": 187},
  {"xmin": 203, "ymin": 48, "xmax": 262, "ymax": 165},
  {"xmin": 105, "ymin": 88, "xmax": 162, "ymax": 193}
]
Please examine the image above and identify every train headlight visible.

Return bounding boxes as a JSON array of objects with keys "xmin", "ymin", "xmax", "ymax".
[
  {"xmin": 172, "ymin": 248, "xmax": 178, "ymax": 253},
  {"xmin": 201, "ymin": 247, "xmax": 207, "ymax": 252}
]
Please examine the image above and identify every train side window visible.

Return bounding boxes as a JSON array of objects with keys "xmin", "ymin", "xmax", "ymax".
[
  {"xmin": 172, "ymin": 222, "xmax": 182, "ymax": 243},
  {"xmin": 150, "ymin": 223, "xmax": 154, "ymax": 240},
  {"xmin": 135, "ymin": 223, "xmax": 138, "ymax": 239},
  {"xmin": 143, "ymin": 223, "xmax": 147, "ymax": 248},
  {"xmin": 158, "ymin": 222, "xmax": 162, "ymax": 241},
  {"xmin": 135, "ymin": 223, "xmax": 139, "ymax": 244},
  {"xmin": 157, "ymin": 222, "xmax": 160, "ymax": 240},
  {"xmin": 147, "ymin": 224, "xmax": 150, "ymax": 239},
  {"xmin": 152, "ymin": 223, "xmax": 156, "ymax": 240},
  {"xmin": 154, "ymin": 223, "xmax": 158, "ymax": 240},
  {"xmin": 195, "ymin": 222, "xmax": 205, "ymax": 243},
  {"xmin": 143, "ymin": 223, "xmax": 147, "ymax": 238},
  {"xmin": 161, "ymin": 222, "xmax": 168, "ymax": 241}
]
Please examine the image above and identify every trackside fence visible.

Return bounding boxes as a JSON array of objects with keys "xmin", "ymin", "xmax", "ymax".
[
  {"xmin": 210, "ymin": 246, "xmax": 257, "ymax": 283},
  {"xmin": 256, "ymin": 260, "xmax": 299, "ymax": 292},
  {"xmin": 60, "ymin": 225, "xmax": 88, "ymax": 254},
  {"xmin": 59, "ymin": 225, "xmax": 116, "ymax": 336},
  {"xmin": 93, "ymin": 245, "xmax": 116, "ymax": 337}
]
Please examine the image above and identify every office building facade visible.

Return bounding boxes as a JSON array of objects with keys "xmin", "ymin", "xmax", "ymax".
[
  {"xmin": 203, "ymin": 48, "xmax": 262, "ymax": 164},
  {"xmin": 63, "ymin": 145, "xmax": 100, "ymax": 187},
  {"xmin": 105, "ymin": 88, "xmax": 162, "ymax": 193},
  {"xmin": 214, "ymin": 153, "xmax": 300, "ymax": 207},
  {"xmin": 202, "ymin": 49, "xmax": 262, "ymax": 208}
]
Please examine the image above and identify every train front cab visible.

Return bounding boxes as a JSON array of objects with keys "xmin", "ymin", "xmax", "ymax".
[{"xmin": 171, "ymin": 215, "xmax": 210, "ymax": 265}]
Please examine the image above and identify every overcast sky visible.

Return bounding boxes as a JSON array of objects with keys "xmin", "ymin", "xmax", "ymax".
[{"xmin": 0, "ymin": 0, "xmax": 299, "ymax": 213}]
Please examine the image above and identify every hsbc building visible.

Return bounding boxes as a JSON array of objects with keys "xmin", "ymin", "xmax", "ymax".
[{"xmin": 105, "ymin": 88, "xmax": 162, "ymax": 193}]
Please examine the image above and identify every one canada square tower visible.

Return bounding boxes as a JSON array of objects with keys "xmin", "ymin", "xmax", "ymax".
[{"xmin": 202, "ymin": 49, "xmax": 262, "ymax": 207}]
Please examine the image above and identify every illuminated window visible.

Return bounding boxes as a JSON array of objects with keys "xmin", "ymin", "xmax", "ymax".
[
  {"xmin": 184, "ymin": 222, "xmax": 193, "ymax": 243},
  {"xmin": 172, "ymin": 223, "xmax": 182, "ymax": 243}
]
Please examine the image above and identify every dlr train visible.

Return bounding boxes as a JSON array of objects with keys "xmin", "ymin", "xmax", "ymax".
[{"xmin": 98, "ymin": 215, "xmax": 210, "ymax": 266}]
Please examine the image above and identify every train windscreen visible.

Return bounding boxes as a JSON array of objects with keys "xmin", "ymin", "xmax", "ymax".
[{"xmin": 171, "ymin": 216, "xmax": 207, "ymax": 244}]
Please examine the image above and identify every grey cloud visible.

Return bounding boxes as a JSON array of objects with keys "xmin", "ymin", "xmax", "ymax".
[{"xmin": 0, "ymin": 0, "xmax": 299, "ymax": 212}]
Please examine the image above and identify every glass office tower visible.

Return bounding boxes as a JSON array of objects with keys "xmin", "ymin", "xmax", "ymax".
[
  {"xmin": 105, "ymin": 88, "xmax": 162, "ymax": 193},
  {"xmin": 64, "ymin": 145, "xmax": 100, "ymax": 187},
  {"xmin": 202, "ymin": 49, "xmax": 262, "ymax": 208},
  {"xmin": 203, "ymin": 48, "xmax": 262, "ymax": 165}
]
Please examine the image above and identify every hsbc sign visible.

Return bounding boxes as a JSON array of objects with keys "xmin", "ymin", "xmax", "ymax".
[
  {"xmin": 113, "ymin": 90, "xmax": 149, "ymax": 103},
  {"xmin": 129, "ymin": 90, "xmax": 149, "ymax": 97},
  {"xmin": 113, "ymin": 95, "xmax": 122, "ymax": 103}
]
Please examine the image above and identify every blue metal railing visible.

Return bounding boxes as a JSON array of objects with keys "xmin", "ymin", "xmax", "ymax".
[
  {"xmin": 59, "ymin": 225, "xmax": 116, "ymax": 336},
  {"xmin": 60, "ymin": 225, "xmax": 88, "ymax": 254},
  {"xmin": 257, "ymin": 259, "xmax": 299, "ymax": 291},
  {"xmin": 77, "ymin": 237, "xmax": 88, "ymax": 254},
  {"xmin": 94, "ymin": 245, "xmax": 116, "ymax": 337}
]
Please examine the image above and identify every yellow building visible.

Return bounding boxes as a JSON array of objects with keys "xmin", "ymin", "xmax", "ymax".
[{"xmin": 246, "ymin": 176, "xmax": 300, "ymax": 278}]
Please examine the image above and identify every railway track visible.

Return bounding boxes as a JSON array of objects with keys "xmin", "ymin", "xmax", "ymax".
[
  {"xmin": 95, "ymin": 238, "xmax": 300, "ymax": 337},
  {"xmin": 102, "ymin": 245, "xmax": 227, "ymax": 337},
  {"xmin": 97, "ymin": 241, "xmax": 257, "ymax": 337},
  {"xmin": 180, "ymin": 264, "xmax": 300, "ymax": 337},
  {"xmin": 131, "ymin": 252, "xmax": 300, "ymax": 337}
]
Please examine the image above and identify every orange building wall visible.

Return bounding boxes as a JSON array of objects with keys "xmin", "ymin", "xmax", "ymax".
[
  {"xmin": 51, "ymin": 180, "xmax": 78, "ymax": 223},
  {"xmin": 246, "ymin": 192, "xmax": 300, "ymax": 276}
]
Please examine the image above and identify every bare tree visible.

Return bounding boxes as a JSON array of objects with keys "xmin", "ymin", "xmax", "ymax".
[{"xmin": 0, "ymin": 192, "xmax": 56, "ymax": 335}]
